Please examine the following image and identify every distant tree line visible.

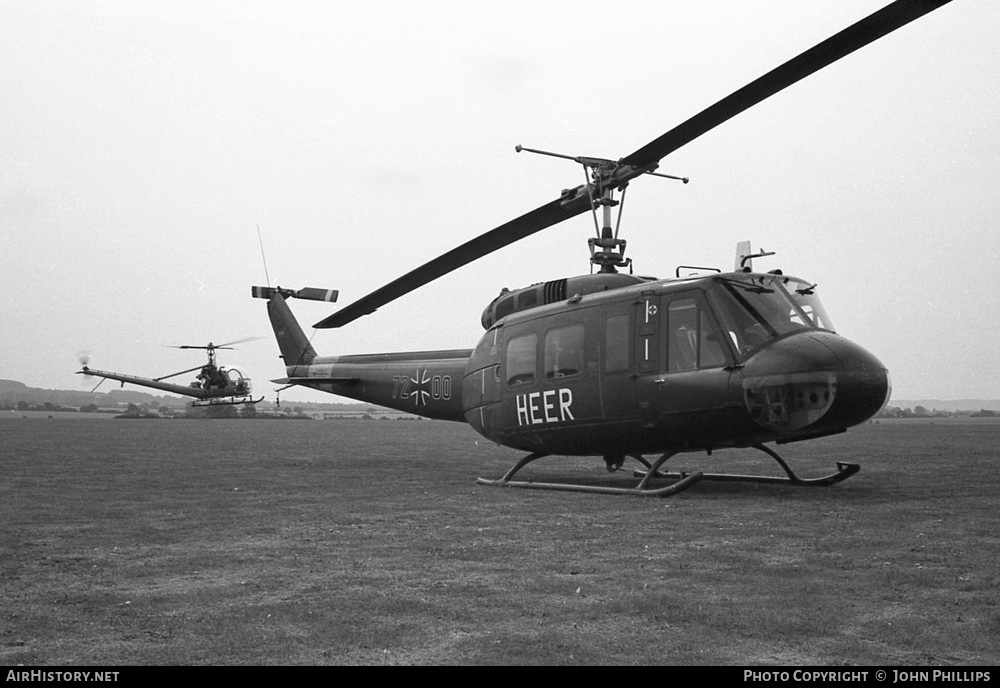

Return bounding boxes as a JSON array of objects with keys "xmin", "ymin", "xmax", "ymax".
[
  {"xmin": 877, "ymin": 406, "xmax": 998, "ymax": 418},
  {"xmin": 3, "ymin": 401, "xmax": 81, "ymax": 413},
  {"xmin": 0, "ymin": 384, "xmax": 391, "ymax": 417},
  {"xmin": 1, "ymin": 399, "xmax": 313, "ymax": 419}
]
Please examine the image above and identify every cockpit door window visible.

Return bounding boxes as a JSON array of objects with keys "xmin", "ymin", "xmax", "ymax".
[{"xmin": 665, "ymin": 297, "xmax": 728, "ymax": 372}]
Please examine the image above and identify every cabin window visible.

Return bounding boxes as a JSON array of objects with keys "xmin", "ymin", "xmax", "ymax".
[
  {"xmin": 666, "ymin": 298, "xmax": 727, "ymax": 372},
  {"xmin": 506, "ymin": 333, "xmax": 537, "ymax": 386},
  {"xmin": 699, "ymin": 311, "xmax": 728, "ymax": 368},
  {"xmin": 544, "ymin": 324, "xmax": 584, "ymax": 380},
  {"xmin": 605, "ymin": 314, "xmax": 630, "ymax": 372}
]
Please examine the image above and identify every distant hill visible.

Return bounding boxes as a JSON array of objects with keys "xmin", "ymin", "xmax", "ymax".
[
  {"xmin": 0, "ymin": 379, "xmax": 376, "ymax": 413},
  {"xmin": 889, "ymin": 399, "xmax": 1000, "ymax": 412},
  {"xmin": 1, "ymin": 379, "xmax": 189, "ymax": 408}
]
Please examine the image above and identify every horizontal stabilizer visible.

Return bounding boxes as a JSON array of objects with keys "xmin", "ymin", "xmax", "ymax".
[
  {"xmin": 251, "ymin": 286, "xmax": 339, "ymax": 303},
  {"xmin": 271, "ymin": 376, "xmax": 360, "ymax": 384}
]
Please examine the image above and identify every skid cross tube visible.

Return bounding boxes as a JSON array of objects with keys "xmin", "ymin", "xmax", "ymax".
[
  {"xmin": 633, "ymin": 443, "xmax": 860, "ymax": 486},
  {"xmin": 476, "ymin": 451, "xmax": 704, "ymax": 497}
]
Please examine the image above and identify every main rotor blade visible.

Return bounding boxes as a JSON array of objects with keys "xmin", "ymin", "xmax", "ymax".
[
  {"xmin": 621, "ymin": 0, "xmax": 953, "ymax": 167},
  {"xmin": 313, "ymin": 198, "xmax": 586, "ymax": 329},
  {"xmin": 170, "ymin": 337, "xmax": 262, "ymax": 350},
  {"xmin": 313, "ymin": 0, "xmax": 954, "ymax": 330},
  {"xmin": 215, "ymin": 336, "xmax": 264, "ymax": 348}
]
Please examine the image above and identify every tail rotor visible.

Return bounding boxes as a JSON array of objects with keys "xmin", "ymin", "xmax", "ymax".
[
  {"xmin": 75, "ymin": 350, "xmax": 107, "ymax": 392},
  {"xmin": 251, "ymin": 285, "xmax": 336, "ymax": 366},
  {"xmin": 251, "ymin": 286, "xmax": 338, "ymax": 303}
]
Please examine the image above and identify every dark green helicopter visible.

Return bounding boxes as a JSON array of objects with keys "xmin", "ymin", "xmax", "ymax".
[{"xmin": 253, "ymin": 1, "xmax": 952, "ymax": 496}]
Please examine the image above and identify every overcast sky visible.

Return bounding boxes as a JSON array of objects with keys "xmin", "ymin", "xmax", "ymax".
[{"xmin": 2, "ymin": 0, "xmax": 997, "ymax": 404}]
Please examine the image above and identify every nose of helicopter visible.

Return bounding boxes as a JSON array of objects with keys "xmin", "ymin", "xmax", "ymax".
[{"xmin": 740, "ymin": 331, "xmax": 889, "ymax": 433}]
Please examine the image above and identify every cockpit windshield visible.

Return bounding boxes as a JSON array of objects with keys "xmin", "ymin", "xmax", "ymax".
[
  {"xmin": 782, "ymin": 277, "xmax": 834, "ymax": 332},
  {"xmin": 706, "ymin": 274, "xmax": 835, "ymax": 357}
]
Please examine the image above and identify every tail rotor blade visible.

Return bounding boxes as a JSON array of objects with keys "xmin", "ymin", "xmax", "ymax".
[
  {"xmin": 251, "ymin": 286, "xmax": 339, "ymax": 303},
  {"xmin": 292, "ymin": 288, "xmax": 339, "ymax": 303}
]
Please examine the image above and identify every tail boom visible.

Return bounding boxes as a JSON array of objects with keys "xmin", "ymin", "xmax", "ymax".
[
  {"xmin": 255, "ymin": 286, "xmax": 470, "ymax": 420},
  {"xmin": 283, "ymin": 351, "xmax": 472, "ymax": 421},
  {"xmin": 77, "ymin": 367, "xmax": 207, "ymax": 398}
]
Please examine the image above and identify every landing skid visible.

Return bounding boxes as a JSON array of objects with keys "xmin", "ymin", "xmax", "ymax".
[
  {"xmin": 192, "ymin": 396, "xmax": 264, "ymax": 407},
  {"xmin": 477, "ymin": 443, "xmax": 859, "ymax": 497}
]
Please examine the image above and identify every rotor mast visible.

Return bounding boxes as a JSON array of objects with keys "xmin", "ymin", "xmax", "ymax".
[
  {"xmin": 587, "ymin": 159, "xmax": 630, "ymax": 274},
  {"xmin": 515, "ymin": 145, "xmax": 688, "ymax": 273}
]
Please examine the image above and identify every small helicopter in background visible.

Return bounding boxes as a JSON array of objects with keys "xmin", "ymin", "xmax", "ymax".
[
  {"xmin": 77, "ymin": 338, "xmax": 263, "ymax": 407},
  {"xmin": 253, "ymin": 1, "xmax": 954, "ymax": 496}
]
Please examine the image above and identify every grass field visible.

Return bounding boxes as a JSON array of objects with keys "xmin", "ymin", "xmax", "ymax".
[{"xmin": 1, "ymin": 417, "xmax": 997, "ymax": 666}]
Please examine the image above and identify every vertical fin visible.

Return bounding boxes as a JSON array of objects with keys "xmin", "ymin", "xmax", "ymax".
[{"xmin": 266, "ymin": 293, "xmax": 318, "ymax": 366}]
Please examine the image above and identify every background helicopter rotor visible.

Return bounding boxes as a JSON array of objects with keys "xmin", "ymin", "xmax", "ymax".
[
  {"xmin": 312, "ymin": 0, "xmax": 952, "ymax": 331},
  {"xmin": 169, "ymin": 336, "xmax": 264, "ymax": 351},
  {"xmin": 161, "ymin": 337, "xmax": 264, "ymax": 377}
]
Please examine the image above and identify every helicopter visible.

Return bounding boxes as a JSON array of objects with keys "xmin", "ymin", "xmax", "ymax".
[
  {"xmin": 251, "ymin": 1, "xmax": 952, "ymax": 496},
  {"xmin": 77, "ymin": 338, "xmax": 263, "ymax": 407}
]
